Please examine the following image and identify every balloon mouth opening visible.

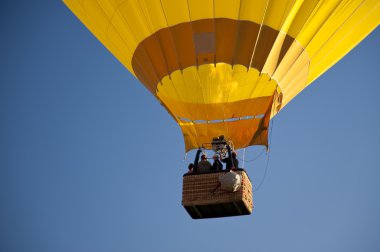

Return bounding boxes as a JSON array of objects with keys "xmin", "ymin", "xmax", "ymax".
[{"xmin": 156, "ymin": 65, "xmax": 280, "ymax": 120}]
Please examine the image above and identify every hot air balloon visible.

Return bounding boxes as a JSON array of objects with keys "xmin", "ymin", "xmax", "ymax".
[{"xmin": 64, "ymin": 0, "xmax": 379, "ymax": 218}]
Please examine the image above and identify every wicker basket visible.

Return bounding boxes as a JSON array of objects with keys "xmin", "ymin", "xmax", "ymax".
[{"xmin": 182, "ymin": 169, "xmax": 253, "ymax": 219}]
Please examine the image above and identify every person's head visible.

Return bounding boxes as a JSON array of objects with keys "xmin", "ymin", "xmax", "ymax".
[
  {"xmin": 232, "ymin": 152, "xmax": 237, "ymax": 158},
  {"xmin": 213, "ymin": 154, "xmax": 218, "ymax": 160},
  {"xmin": 188, "ymin": 163, "xmax": 194, "ymax": 173},
  {"xmin": 201, "ymin": 154, "xmax": 207, "ymax": 160}
]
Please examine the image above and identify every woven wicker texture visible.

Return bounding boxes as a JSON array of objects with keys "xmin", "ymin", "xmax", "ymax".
[{"xmin": 182, "ymin": 170, "xmax": 253, "ymax": 213}]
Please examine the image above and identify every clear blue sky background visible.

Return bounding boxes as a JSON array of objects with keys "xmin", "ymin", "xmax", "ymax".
[{"xmin": 1, "ymin": 1, "xmax": 379, "ymax": 252}]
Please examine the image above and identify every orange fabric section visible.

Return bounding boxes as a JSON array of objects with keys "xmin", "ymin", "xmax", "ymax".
[{"xmin": 179, "ymin": 95, "xmax": 274, "ymax": 151}]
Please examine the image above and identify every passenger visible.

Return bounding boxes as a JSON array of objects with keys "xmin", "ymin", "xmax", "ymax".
[
  {"xmin": 231, "ymin": 152, "xmax": 239, "ymax": 170},
  {"xmin": 211, "ymin": 154, "xmax": 223, "ymax": 171},
  {"xmin": 221, "ymin": 151, "xmax": 239, "ymax": 170},
  {"xmin": 197, "ymin": 154, "xmax": 212, "ymax": 173},
  {"xmin": 187, "ymin": 163, "xmax": 194, "ymax": 173}
]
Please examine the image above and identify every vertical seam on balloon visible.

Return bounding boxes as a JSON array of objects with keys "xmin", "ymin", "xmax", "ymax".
[
  {"xmin": 186, "ymin": 0, "xmax": 199, "ymax": 69},
  {"xmin": 138, "ymin": 0, "xmax": 171, "ymax": 81},
  {"xmin": 237, "ymin": 66, "xmax": 251, "ymax": 117},
  {"xmin": 270, "ymin": 39, "xmax": 309, "ymax": 100},
  {"xmin": 299, "ymin": 0, "xmax": 347, "ymax": 51},
  {"xmin": 185, "ymin": 0, "xmax": 205, "ymax": 109},
  {"xmin": 186, "ymin": 0, "xmax": 205, "ymax": 148},
  {"xmin": 138, "ymin": 2, "xmax": 192, "ymax": 128},
  {"xmin": 93, "ymin": 0, "xmax": 142, "ymax": 79},
  {"xmin": 291, "ymin": 0, "xmax": 363, "ymax": 91},
  {"xmin": 138, "ymin": 0, "xmax": 177, "ymax": 96},
  {"xmin": 267, "ymin": 0, "xmax": 315, "ymax": 98},
  {"xmin": 186, "ymin": 0, "xmax": 207, "ymax": 108},
  {"xmin": 157, "ymin": 0, "xmax": 191, "ymax": 118},
  {"xmin": 189, "ymin": 4, "xmax": 201, "ymax": 148},
  {"xmin": 243, "ymin": 73, "xmax": 275, "ymax": 140},
  {"xmin": 212, "ymin": 0, "xmax": 216, "ymax": 67},
  {"xmin": 273, "ymin": 0, "xmax": 321, "ymax": 79},
  {"xmin": 268, "ymin": 0, "xmax": 304, "ymax": 82},
  {"xmin": 280, "ymin": 60, "xmax": 310, "ymax": 104},
  {"xmin": 229, "ymin": 0, "xmax": 244, "ymax": 109},
  {"xmin": 109, "ymin": 1, "xmax": 165, "ymax": 92},
  {"xmin": 99, "ymin": 0, "xmax": 129, "ymax": 49},
  {"xmin": 161, "ymin": 74, "xmax": 190, "ymax": 127},
  {"xmin": 116, "ymin": 6, "xmax": 163, "ymax": 88},
  {"xmin": 309, "ymin": 0, "xmax": 379, "ymax": 83},
  {"xmin": 204, "ymin": 0, "xmax": 218, "ymax": 143},
  {"xmin": 158, "ymin": 0, "xmax": 183, "ymax": 76},
  {"xmin": 237, "ymin": 67, "xmax": 256, "ymax": 135},
  {"xmin": 231, "ymin": 0, "xmax": 243, "ymax": 68},
  {"xmin": 248, "ymin": 0, "xmax": 270, "ymax": 72},
  {"xmin": 139, "ymin": 0, "xmax": 155, "ymax": 32},
  {"xmin": 278, "ymin": 0, "xmax": 297, "ymax": 30},
  {"xmin": 222, "ymin": 0, "xmax": 243, "ymax": 141},
  {"xmin": 178, "ymin": 71, "xmax": 195, "ymax": 117},
  {"xmin": 308, "ymin": 0, "xmax": 367, "ymax": 60},
  {"xmin": 185, "ymin": 0, "xmax": 200, "ymax": 103},
  {"xmin": 246, "ymin": 76, "xmax": 265, "ymax": 146},
  {"xmin": 179, "ymin": 70, "xmax": 199, "ymax": 148},
  {"xmin": 166, "ymin": 1, "xmax": 196, "ymax": 114},
  {"xmin": 298, "ymin": 0, "xmax": 323, "ymax": 35},
  {"xmin": 94, "ymin": 1, "xmax": 136, "ymax": 64}
]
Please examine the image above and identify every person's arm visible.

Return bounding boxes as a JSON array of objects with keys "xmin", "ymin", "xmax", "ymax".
[
  {"xmin": 193, "ymin": 149, "xmax": 201, "ymax": 172},
  {"xmin": 234, "ymin": 158, "xmax": 239, "ymax": 170},
  {"xmin": 226, "ymin": 145, "xmax": 234, "ymax": 169},
  {"xmin": 226, "ymin": 145, "xmax": 232, "ymax": 158}
]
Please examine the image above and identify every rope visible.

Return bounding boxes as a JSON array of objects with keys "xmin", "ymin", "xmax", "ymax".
[
  {"xmin": 237, "ymin": 148, "xmax": 265, "ymax": 163},
  {"xmin": 253, "ymin": 115, "xmax": 275, "ymax": 193},
  {"xmin": 248, "ymin": 0, "xmax": 270, "ymax": 71},
  {"xmin": 242, "ymin": 148, "xmax": 246, "ymax": 168}
]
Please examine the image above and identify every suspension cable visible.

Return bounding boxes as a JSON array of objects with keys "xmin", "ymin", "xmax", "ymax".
[
  {"xmin": 242, "ymin": 148, "xmax": 246, "ymax": 168},
  {"xmin": 237, "ymin": 148, "xmax": 266, "ymax": 163},
  {"xmin": 253, "ymin": 116, "xmax": 275, "ymax": 193}
]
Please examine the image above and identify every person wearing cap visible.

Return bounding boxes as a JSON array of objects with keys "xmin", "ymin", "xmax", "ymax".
[
  {"xmin": 197, "ymin": 154, "xmax": 212, "ymax": 173},
  {"xmin": 222, "ymin": 151, "xmax": 239, "ymax": 170},
  {"xmin": 211, "ymin": 154, "xmax": 223, "ymax": 171}
]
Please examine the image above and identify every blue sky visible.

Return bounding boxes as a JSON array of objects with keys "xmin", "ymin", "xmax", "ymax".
[{"xmin": 1, "ymin": 1, "xmax": 379, "ymax": 252}]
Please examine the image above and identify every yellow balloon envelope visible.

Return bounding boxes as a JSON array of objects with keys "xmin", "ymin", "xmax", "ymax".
[{"xmin": 64, "ymin": 0, "xmax": 379, "ymax": 151}]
